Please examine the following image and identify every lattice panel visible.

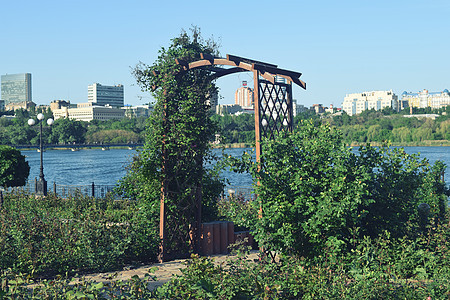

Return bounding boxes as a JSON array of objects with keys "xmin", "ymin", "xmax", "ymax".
[{"xmin": 258, "ymin": 79, "xmax": 293, "ymax": 140}]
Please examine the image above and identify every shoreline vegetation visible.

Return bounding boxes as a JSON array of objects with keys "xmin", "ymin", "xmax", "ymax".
[
  {"xmin": 217, "ymin": 141, "xmax": 450, "ymax": 148},
  {"xmin": 2, "ymin": 106, "xmax": 449, "ymax": 149},
  {"xmin": 14, "ymin": 140, "xmax": 450, "ymax": 152},
  {"xmin": 347, "ymin": 139, "xmax": 450, "ymax": 147}
]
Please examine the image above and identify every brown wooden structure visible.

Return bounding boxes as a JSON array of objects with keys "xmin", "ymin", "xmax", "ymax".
[
  {"xmin": 159, "ymin": 54, "xmax": 306, "ymax": 261},
  {"xmin": 176, "ymin": 54, "xmax": 306, "ymax": 160}
]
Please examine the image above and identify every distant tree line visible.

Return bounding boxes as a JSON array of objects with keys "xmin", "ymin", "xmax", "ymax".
[
  {"xmin": 325, "ymin": 106, "xmax": 450, "ymax": 144},
  {"xmin": 0, "ymin": 108, "xmax": 147, "ymax": 145},
  {"xmin": 1, "ymin": 106, "xmax": 449, "ymax": 146},
  {"xmin": 212, "ymin": 106, "xmax": 450, "ymax": 145}
]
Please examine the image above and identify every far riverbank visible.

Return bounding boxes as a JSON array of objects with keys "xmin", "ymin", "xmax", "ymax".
[
  {"xmin": 348, "ymin": 140, "xmax": 450, "ymax": 147},
  {"xmin": 214, "ymin": 140, "xmax": 450, "ymax": 149}
]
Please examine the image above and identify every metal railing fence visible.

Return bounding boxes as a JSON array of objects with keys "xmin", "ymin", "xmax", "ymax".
[
  {"xmin": 4, "ymin": 180, "xmax": 120, "ymax": 199},
  {"xmin": 2, "ymin": 181, "xmax": 254, "ymax": 202},
  {"xmin": 223, "ymin": 186, "xmax": 255, "ymax": 201}
]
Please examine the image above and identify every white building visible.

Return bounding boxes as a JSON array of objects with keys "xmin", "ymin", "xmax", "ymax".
[
  {"xmin": 53, "ymin": 102, "xmax": 124, "ymax": 122},
  {"xmin": 121, "ymin": 104, "xmax": 153, "ymax": 118},
  {"xmin": 342, "ymin": 90, "xmax": 399, "ymax": 116},
  {"xmin": 235, "ymin": 81, "xmax": 254, "ymax": 109},
  {"xmin": 216, "ymin": 104, "xmax": 242, "ymax": 115},
  {"xmin": 88, "ymin": 83, "xmax": 124, "ymax": 107},
  {"xmin": 401, "ymin": 89, "xmax": 450, "ymax": 109},
  {"xmin": 292, "ymin": 99, "xmax": 307, "ymax": 117}
]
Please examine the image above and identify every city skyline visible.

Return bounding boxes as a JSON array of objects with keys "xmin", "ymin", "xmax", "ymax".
[{"xmin": 1, "ymin": 0, "xmax": 449, "ymax": 108}]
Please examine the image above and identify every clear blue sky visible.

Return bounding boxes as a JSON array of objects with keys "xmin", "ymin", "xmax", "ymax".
[{"xmin": 1, "ymin": 0, "xmax": 449, "ymax": 108}]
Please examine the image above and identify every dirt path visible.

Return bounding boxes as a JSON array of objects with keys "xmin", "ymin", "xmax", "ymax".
[{"xmin": 76, "ymin": 251, "xmax": 259, "ymax": 290}]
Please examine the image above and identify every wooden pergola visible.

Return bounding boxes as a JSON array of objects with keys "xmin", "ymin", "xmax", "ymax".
[
  {"xmin": 159, "ymin": 54, "xmax": 306, "ymax": 261},
  {"xmin": 176, "ymin": 53, "xmax": 306, "ymax": 160}
]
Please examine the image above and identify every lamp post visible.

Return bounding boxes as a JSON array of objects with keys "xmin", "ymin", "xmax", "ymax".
[{"xmin": 28, "ymin": 113, "xmax": 54, "ymax": 196}]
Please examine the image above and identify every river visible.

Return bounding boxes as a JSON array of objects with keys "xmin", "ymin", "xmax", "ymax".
[{"xmin": 22, "ymin": 146, "xmax": 449, "ymax": 188}]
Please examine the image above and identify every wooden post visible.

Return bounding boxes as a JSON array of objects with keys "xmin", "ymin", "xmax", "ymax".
[
  {"xmin": 159, "ymin": 180, "xmax": 167, "ymax": 262},
  {"xmin": 287, "ymin": 82, "xmax": 294, "ymax": 132},
  {"xmin": 159, "ymin": 90, "xmax": 168, "ymax": 263},
  {"xmin": 220, "ymin": 221, "xmax": 229, "ymax": 254},
  {"xmin": 253, "ymin": 70, "xmax": 262, "ymax": 163},
  {"xmin": 194, "ymin": 176, "xmax": 202, "ymax": 254}
]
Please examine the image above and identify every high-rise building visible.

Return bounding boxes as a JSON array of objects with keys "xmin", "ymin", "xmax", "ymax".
[
  {"xmin": 342, "ymin": 90, "xmax": 399, "ymax": 116},
  {"xmin": 1, "ymin": 73, "xmax": 32, "ymax": 106},
  {"xmin": 88, "ymin": 83, "xmax": 124, "ymax": 107},
  {"xmin": 235, "ymin": 81, "xmax": 254, "ymax": 108}
]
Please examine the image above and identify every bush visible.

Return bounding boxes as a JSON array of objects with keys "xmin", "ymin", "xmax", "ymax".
[
  {"xmin": 1, "ymin": 218, "xmax": 449, "ymax": 299},
  {"xmin": 0, "ymin": 145, "xmax": 30, "ymax": 188},
  {"xmin": 217, "ymin": 193, "xmax": 257, "ymax": 231},
  {"xmin": 227, "ymin": 121, "xmax": 449, "ymax": 257},
  {"xmin": 0, "ymin": 192, "xmax": 159, "ymax": 276}
]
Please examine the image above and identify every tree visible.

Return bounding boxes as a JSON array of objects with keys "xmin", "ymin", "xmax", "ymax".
[
  {"xmin": 118, "ymin": 27, "xmax": 223, "ymax": 258},
  {"xmin": 392, "ymin": 126, "xmax": 412, "ymax": 143},
  {"xmin": 0, "ymin": 146, "xmax": 30, "ymax": 188},
  {"xmin": 48, "ymin": 118, "xmax": 87, "ymax": 144}
]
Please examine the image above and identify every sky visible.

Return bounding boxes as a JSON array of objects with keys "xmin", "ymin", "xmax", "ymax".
[{"xmin": 1, "ymin": 0, "xmax": 449, "ymax": 108}]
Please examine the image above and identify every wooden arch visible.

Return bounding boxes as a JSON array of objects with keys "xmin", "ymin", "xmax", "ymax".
[
  {"xmin": 158, "ymin": 54, "xmax": 306, "ymax": 262},
  {"xmin": 176, "ymin": 53, "xmax": 306, "ymax": 160}
]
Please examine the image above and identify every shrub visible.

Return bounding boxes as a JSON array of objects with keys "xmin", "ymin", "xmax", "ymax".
[
  {"xmin": 217, "ymin": 193, "xmax": 257, "ymax": 231},
  {"xmin": 0, "ymin": 192, "xmax": 159, "ymax": 276},
  {"xmin": 1, "ymin": 222, "xmax": 449, "ymax": 298},
  {"xmin": 0, "ymin": 145, "xmax": 30, "ymax": 188},
  {"xmin": 227, "ymin": 121, "xmax": 449, "ymax": 257}
]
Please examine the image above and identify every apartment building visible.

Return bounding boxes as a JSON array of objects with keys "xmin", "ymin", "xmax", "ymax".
[{"xmin": 342, "ymin": 90, "xmax": 399, "ymax": 116}]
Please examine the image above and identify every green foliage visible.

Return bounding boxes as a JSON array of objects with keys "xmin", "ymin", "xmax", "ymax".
[
  {"xmin": 1, "ymin": 220, "xmax": 449, "ymax": 298},
  {"xmin": 0, "ymin": 192, "xmax": 159, "ymax": 276},
  {"xmin": 211, "ymin": 113, "xmax": 255, "ymax": 144},
  {"xmin": 226, "ymin": 121, "xmax": 449, "ymax": 257},
  {"xmin": 86, "ymin": 129, "xmax": 140, "ymax": 144},
  {"xmin": 211, "ymin": 106, "xmax": 450, "ymax": 145},
  {"xmin": 217, "ymin": 193, "xmax": 257, "ymax": 231},
  {"xmin": 117, "ymin": 27, "xmax": 224, "ymax": 257},
  {"xmin": 85, "ymin": 117, "xmax": 147, "ymax": 143},
  {"xmin": 0, "ymin": 145, "xmax": 30, "ymax": 188},
  {"xmin": 327, "ymin": 108, "xmax": 450, "ymax": 145},
  {"xmin": 47, "ymin": 118, "xmax": 87, "ymax": 144},
  {"xmin": 0, "ymin": 112, "xmax": 147, "ymax": 146},
  {"xmin": 153, "ymin": 222, "xmax": 450, "ymax": 299}
]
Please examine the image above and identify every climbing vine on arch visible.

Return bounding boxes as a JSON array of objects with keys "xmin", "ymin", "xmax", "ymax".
[{"xmin": 119, "ymin": 27, "xmax": 223, "ymax": 259}]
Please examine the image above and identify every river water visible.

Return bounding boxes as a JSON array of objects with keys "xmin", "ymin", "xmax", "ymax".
[{"xmin": 22, "ymin": 146, "xmax": 449, "ymax": 188}]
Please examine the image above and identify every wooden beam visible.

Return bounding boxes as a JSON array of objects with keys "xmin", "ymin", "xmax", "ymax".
[
  {"xmin": 200, "ymin": 53, "xmax": 215, "ymax": 63},
  {"xmin": 227, "ymin": 54, "xmax": 278, "ymax": 68},
  {"xmin": 175, "ymin": 58, "xmax": 189, "ymax": 70}
]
